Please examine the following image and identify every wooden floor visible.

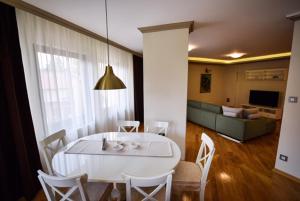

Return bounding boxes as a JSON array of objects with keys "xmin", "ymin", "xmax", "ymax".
[
  {"xmin": 181, "ymin": 121, "xmax": 300, "ymax": 201},
  {"xmin": 34, "ymin": 122, "xmax": 300, "ymax": 201}
]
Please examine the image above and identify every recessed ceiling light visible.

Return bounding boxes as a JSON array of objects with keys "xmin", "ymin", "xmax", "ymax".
[
  {"xmin": 226, "ymin": 52, "xmax": 246, "ymax": 59},
  {"xmin": 188, "ymin": 44, "xmax": 197, "ymax": 51}
]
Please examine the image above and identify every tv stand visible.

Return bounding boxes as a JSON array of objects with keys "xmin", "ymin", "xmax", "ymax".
[{"xmin": 241, "ymin": 104, "xmax": 282, "ymax": 120}]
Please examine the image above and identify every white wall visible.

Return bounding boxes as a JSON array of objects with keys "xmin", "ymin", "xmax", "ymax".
[
  {"xmin": 275, "ymin": 19, "xmax": 300, "ymax": 179},
  {"xmin": 143, "ymin": 28, "xmax": 189, "ymax": 159}
]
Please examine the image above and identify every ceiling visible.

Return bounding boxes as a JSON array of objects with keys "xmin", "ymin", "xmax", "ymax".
[{"xmin": 22, "ymin": 0, "xmax": 300, "ymax": 59}]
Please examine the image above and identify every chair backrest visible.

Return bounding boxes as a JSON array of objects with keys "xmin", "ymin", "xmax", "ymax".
[
  {"xmin": 117, "ymin": 120, "xmax": 140, "ymax": 133},
  {"xmin": 40, "ymin": 129, "xmax": 66, "ymax": 175},
  {"xmin": 123, "ymin": 170, "xmax": 174, "ymax": 201},
  {"xmin": 195, "ymin": 133, "xmax": 215, "ymax": 189},
  {"xmin": 37, "ymin": 170, "xmax": 90, "ymax": 201},
  {"xmin": 145, "ymin": 121, "xmax": 169, "ymax": 136}
]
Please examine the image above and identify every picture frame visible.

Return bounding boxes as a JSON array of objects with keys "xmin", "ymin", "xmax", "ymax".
[{"xmin": 200, "ymin": 74, "xmax": 211, "ymax": 93}]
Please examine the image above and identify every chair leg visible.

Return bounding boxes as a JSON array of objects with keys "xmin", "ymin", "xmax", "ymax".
[
  {"xmin": 199, "ymin": 186, "xmax": 205, "ymax": 201},
  {"xmin": 111, "ymin": 183, "xmax": 121, "ymax": 201}
]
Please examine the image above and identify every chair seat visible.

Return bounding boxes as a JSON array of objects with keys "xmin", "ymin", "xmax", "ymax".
[
  {"xmin": 72, "ymin": 182, "xmax": 112, "ymax": 201},
  {"xmin": 173, "ymin": 161, "xmax": 202, "ymax": 191}
]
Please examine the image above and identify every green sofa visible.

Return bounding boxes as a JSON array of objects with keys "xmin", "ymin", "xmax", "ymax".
[
  {"xmin": 187, "ymin": 100, "xmax": 222, "ymax": 130},
  {"xmin": 187, "ymin": 100, "xmax": 276, "ymax": 141}
]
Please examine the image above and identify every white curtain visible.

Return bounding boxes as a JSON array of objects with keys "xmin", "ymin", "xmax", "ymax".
[{"xmin": 16, "ymin": 10, "xmax": 134, "ymax": 165}]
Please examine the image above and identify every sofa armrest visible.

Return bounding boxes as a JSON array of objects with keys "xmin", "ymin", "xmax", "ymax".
[
  {"xmin": 216, "ymin": 114, "xmax": 246, "ymax": 141},
  {"xmin": 216, "ymin": 115, "xmax": 276, "ymax": 141},
  {"xmin": 243, "ymin": 118, "xmax": 276, "ymax": 140}
]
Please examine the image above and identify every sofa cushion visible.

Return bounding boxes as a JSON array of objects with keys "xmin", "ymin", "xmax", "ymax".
[
  {"xmin": 201, "ymin": 102, "xmax": 222, "ymax": 114},
  {"xmin": 187, "ymin": 100, "xmax": 202, "ymax": 109}
]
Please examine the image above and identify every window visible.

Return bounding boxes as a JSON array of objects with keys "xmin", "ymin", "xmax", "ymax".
[{"xmin": 35, "ymin": 46, "xmax": 93, "ymax": 135}]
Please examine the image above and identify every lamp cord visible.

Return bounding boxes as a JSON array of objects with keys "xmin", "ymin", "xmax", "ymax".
[{"xmin": 105, "ymin": 0, "xmax": 110, "ymax": 66}]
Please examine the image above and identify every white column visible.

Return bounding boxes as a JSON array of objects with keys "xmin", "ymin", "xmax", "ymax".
[
  {"xmin": 141, "ymin": 23, "xmax": 191, "ymax": 159},
  {"xmin": 275, "ymin": 13, "xmax": 300, "ymax": 179}
]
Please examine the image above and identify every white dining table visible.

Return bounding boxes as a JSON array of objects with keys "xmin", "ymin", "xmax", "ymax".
[{"xmin": 52, "ymin": 132, "xmax": 181, "ymax": 183}]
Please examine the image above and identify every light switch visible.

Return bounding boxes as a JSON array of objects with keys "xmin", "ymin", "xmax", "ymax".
[{"xmin": 288, "ymin": 96, "xmax": 298, "ymax": 103}]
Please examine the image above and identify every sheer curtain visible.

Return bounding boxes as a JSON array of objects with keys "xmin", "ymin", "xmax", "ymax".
[{"xmin": 16, "ymin": 10, "xmax": 134, "ymax": 166}]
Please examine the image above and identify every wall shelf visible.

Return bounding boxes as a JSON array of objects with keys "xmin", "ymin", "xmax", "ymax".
[{"xmin": 245, "ymin": 68, "xmax": 288, "ymax": 81}]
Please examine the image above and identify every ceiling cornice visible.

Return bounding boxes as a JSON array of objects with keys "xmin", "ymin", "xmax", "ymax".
[
  {"xmin": 189, "ymin": 52, "xmax": 291, "ymax": 65},
  {"xmin": 0, "ymin": 0, "xmax": 142, "ymax": 57},
  {"xmin": 286, "ymin": 11, "xmax": 300, "ymax": 21},
  {"xmin": 138, "ymin": 21, "xmax": 194, "ymax": 34}
]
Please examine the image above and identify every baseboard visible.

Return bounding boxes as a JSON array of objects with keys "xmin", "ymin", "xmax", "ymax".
[
  {"xmin": 217, "ymin": 133, "xmax": 243, "ymax": 143},
  {"xmin": 273, "ymin": 168, "xmax": 300, "ymax": 183}
]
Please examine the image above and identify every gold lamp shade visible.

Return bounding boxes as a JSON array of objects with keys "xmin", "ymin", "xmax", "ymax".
[{"xmin": 94, "ymin": 65, "xmax": 126, "ymax": 90}]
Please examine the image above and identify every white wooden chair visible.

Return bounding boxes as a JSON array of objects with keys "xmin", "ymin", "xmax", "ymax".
[
  {"xmin": 145, "ymin": 121, "xmax": 169, "ymax": 137},
  {"xmin": 37, "ymin": 170, "xmax": 111, "ymax": 201},
  {"xmin": 123, "ymin": 170, "xmax": 174, "ymax": 201},
  {"xmin": 117, "ymin": 120, "xmax": 140, "ymax": 133},
  {"xmin": 40, "ymin": 130, "xmax": 66, "ymax": 175},
  {"xmin": 173, "ymin": 133, "xmax": 215, "ymax": 201}
]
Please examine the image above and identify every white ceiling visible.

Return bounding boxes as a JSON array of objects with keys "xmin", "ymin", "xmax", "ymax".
[{"xmin": 23, "ymin": 0, "xmax": 300, "ymax": 59}]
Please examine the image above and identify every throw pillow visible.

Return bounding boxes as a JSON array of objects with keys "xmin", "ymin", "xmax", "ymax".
[
  {"xmin": 244, "ymin": 108, "xmax": 259, "ymax": 114},
  {"xmin": 223, "ymin": 111, "xmax": 239, "ymax": 117},
  {"xmin": 243, "ymin": 108, "xmax": 259, "ymax": 118},
  {"xmin": 222, "ymin": 106, "xmax": 243, "ymax": 118},
  {"xmin": 248, "ymin": 113, "xmax": 261, "ymax": 119}
]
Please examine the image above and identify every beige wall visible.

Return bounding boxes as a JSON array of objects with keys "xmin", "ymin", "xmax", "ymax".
[
  {"xmin": 275, "ymin": 19, "xmax": 300, "ymax": 179},
  {"xmin": 228, "ymin": 59, "xmax": 289, "ymax": 107},
  {"xmin": 188, "ymin": 63, "xmax": 225, "ymax": 105},
  {"xmin": 143, "ymin": 28, "xmax": 189, "ymax": 159},
  {"xmin": 188, "ymin": 59, "xmax": 289, "ymax": 108}
]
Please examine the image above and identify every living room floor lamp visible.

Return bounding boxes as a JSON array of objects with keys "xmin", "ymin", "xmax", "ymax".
[{"xmin": 94, "ymin": 0, "xmax": 126, "ymax": 90}]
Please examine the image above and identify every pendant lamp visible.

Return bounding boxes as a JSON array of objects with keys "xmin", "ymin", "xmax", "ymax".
[{"xmin": 94, "ymin": 0, "xmax": 126, "ymax": 90}]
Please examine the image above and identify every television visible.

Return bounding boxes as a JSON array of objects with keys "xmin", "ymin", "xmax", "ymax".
[{"xmin": 249, "ymin": 90, "xmax": 279, "ymax": 107}]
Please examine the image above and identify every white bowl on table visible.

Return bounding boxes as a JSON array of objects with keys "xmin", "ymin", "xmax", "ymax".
[
  {"xmin": 112, "ymin": 143, "xmax": 124, "ymax": 151},
  {"xmin": 129, "ymin": 142, "xmax": 141, "ymax": 149}
]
